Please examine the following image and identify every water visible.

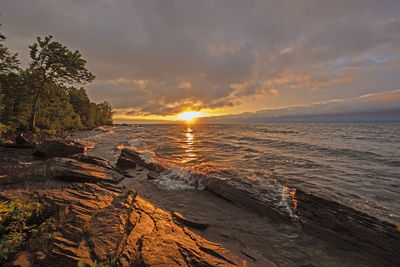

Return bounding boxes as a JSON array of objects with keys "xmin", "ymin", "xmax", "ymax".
[{"xmin": 74, "ymin": 123, "xmax": 400, "ymax": 225}]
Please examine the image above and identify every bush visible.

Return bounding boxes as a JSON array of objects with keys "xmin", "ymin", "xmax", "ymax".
[{"xmin": 0, "ymin": 200, "xmax": 43, "ymax": 262}]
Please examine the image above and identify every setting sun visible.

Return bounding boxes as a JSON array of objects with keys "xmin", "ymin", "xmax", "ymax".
[{"xmin": 177, "ymin": 111, "xmax": 203, "ymax": 122}]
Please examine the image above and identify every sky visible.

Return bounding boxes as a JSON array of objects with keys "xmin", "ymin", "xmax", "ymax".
[{"xmin": 1, "ymin": 0, "xmax": 400, "ymax": 123}]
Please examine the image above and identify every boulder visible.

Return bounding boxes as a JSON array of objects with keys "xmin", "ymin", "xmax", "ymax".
[
  {"xmin": 15, "ymin": 133, "xmax": 30, "ymax": 145},
  {"xmin": 116, "ymin": 155, "xmax": 136, "ymax": 170},
  {"xmin": 46, "ymin": 157, "xmax": 124, "ymax": 184},
  {"xmin": 118, "ymin": 148, "xmax": 164, "ymax": 172},
  {"xmin": 205, "ymin": 177, "xmax": 292, "ymax": 222},
  {"xmin": 34, "ymin": 139, "xmax": 87, "ymax": 158}
]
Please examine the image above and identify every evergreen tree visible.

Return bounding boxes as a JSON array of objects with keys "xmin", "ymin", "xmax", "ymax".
[
  {"xmin": 0, "ymin": 24, "xmax": 20, "ymax": 135},
  {"xmin": 0, "ymin": 26, "xmax": 113, "ymax": 135},
  {"xmin": 27, "ymin": 35, "xmax": 95, "ymax": 130},
  {"xmin": 68, "ymin": 87, "xmax": 92, "ymax": 127},
  {"xmin": 0, "ymin": 25, "xmax": 19, "ymax": 76}
]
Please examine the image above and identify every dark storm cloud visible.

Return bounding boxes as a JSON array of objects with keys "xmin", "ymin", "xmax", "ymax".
[{"xmin": 2, "ymin": 0, "xmax": 400, "ymax": 116}]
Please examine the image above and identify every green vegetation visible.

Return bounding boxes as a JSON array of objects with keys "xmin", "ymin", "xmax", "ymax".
[
  {"xmin": 0, "ymin": 199, "xmax": 53, "ymax": 262},
  {"xmin": 0, "ymin": 24, "xmax": 113, "ymax": 135},
  {"xmin": 0, "ymin": 200, "xmax": 73, "ymax": 264}
]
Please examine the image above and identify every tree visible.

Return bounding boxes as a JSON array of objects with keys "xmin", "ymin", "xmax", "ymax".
[
  {"xmin": 27, "ymin": 35, "xmax": 95, "ymax": 130},
  {"xmin": 0, "ymin": 24, "xmax": 20, "ymax": 136},
  {"xmin": 68, "ymin": 87, "xmax": 92, "ymax": 127},
  {"xmin": 0, "ymin": 24, "xmax": 19, "ymax": 76},
  {"xmin": 95, "ymin": 101, "xmax": 113, "ymax": 125}
]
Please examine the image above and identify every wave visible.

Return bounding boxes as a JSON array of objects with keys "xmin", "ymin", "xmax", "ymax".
[{"xmin": 127, "ymin": 146, "xmax": 300, "ymax": 222}]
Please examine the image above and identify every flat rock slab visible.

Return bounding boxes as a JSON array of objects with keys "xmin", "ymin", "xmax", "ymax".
[
  {"xmin": 34, "ymin": 139, "xmax": 90, "ymax": 158},
  {"xmin": 47, "ymin": 157, "xmax": 125, "ymax": 184},
  {"xmin": 1, "ymin": 157, "xmax": 123, "ymax": 186},
  {"xmin": 1, "ymin": 180, "xmax": 250, "ymax": 266},
  {"xmin": 72, "ymin": 154, "xmax": 114, "ymax": 170},
  {"xmin": 118, "ymin": 148, "xmax": 165, "ymax": 172},
  {"xmin": 83, "ymin": 187, "xmax": 247, "ymax": 266}
]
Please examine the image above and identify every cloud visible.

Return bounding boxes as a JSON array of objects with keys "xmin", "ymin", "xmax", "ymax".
[
  {"xmin": 2, "ymin": 0, "xmax": 400, "ymax": 116},
  {"xmin": 207, "ymin": 42, "xmax": 241, "ymax": 57},
  {"xmin": 358, "ymin": 89, "xmax": 400, "ymax": 103},
  {"xmin": 178, "ymin": 81, "xmax": 192, "ymax": 89},
  {"xmin": 199, "ymin": 89, "xmax": 400, "ymax": 123}
]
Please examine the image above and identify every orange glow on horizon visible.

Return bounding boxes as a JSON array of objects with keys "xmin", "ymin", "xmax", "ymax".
[
  {"xmin": 177, "ymin": 111, "xmax": 203, "ymax": 122},
  {"xmin": 112, "ymin": 106, "xmax": 250, "ymax": 123}
]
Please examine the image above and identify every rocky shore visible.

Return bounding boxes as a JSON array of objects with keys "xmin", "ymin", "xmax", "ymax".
[
  {"xmin": 1, "ymin": 133, "xmax": 400, "ymax": 266},
  {"xmin": 0, "ymin": 138, "xmax": 249, "ymax": 266}
]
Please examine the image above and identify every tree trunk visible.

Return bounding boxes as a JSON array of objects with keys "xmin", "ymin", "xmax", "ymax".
[
  {"xmin": 29, "ymin": 75, "xmax": 47, "ymax": 131},
  {"xmin": 29, "ymin": 87, "xmax": 42, "ymax": 131}
]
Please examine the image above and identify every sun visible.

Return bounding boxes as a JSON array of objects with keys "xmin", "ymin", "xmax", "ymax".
[{"xmin": 177, "ymin": 111, "xmax": 203, "ymax": 122}]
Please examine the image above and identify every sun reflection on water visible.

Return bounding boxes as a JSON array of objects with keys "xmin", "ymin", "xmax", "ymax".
[{"xmin": 181, "ymin": 127, "xmax": 197, "ymax": 164}]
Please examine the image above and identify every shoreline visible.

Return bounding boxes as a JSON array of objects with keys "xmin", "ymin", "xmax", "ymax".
[
  {"xmin": 0, "ymin": 134, "xmax": 251, "ymax": 266},
  {"xmin": 0, "ymin": 131, "xmax": 399, "ymax": 266}
]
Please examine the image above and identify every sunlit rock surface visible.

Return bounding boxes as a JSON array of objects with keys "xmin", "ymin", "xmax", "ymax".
[
  {"xmin": 1, "ymin": 140, "xmax": 399, "ymax": 266},
  {"xmin": 0, "ymin": 151, "xmax": 250, "ymax": 266}
]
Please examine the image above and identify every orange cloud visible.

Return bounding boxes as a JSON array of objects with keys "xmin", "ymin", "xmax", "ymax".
[{"xmin": 359, "ymin": 90, "xmax": 400, "ymax": 103}]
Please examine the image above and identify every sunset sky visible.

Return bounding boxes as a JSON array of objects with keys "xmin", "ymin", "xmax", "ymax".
[{"xmin": 2, "ymin": 0, "xmax": 400, "ymax": 122}]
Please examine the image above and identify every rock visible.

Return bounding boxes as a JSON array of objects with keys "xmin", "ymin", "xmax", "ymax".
[
  {"xmin": 147, "ymin": 171, "xmax": 158, "ymax": 180},
  {"xmin": 172, "ymin": 211, "xmax": 210, "ymax": 229},
  {"xmin": 15, "ymin": 134, "xmax": 30, "ymax": 145},
  {"xmin": 47, "ymin": 157, "xmax": 124, "ymax": 184},
  {"xmin": 1, "ymin": 143, "xmax": 35, "ymax": 149},
  {"xmin": 11, "ymin": 252, "xmax": 34, "ymax": 267},
  {"xmin": 33, "ymin": 138, "xmax": 88, "ymax": 158},
  {"xmin": 116, "ymin": 155, "xmax": 136, "ymax": 170},
  {"xmin": 294, "ymin": 189, "xmax": 400, "ymax": 265},
  {"xmin": 0, "ymin": 179, "xmax": 248, "ymax": 266},
  {"xmin": 205, "ymin": 176, "xmax": 292, "ymax": 222},
  {"xmin": 118, "ymin": 148, "xmax": 165, "ymax": 173},
  {"xmin": 72, "ymin": 154, "xmax": 114, "ymax": 169}
]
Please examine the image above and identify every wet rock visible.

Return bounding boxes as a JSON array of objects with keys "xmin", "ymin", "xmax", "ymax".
[
  {"xmin": 33, "ymin": 139, "xmax": 87, "ymax": 158},
  {"xmin": 118, "ymin": 148, "xmax": 165, "ymax": 173},
  {"xmin": 205, "ymin": 176, "xmax": 292, "ymax": 222},
  {"xmin": 116, "ymin": 155, "xmax": 136, "ymax": 170},
  {"xmin": 294, "ymin": 189, "xmax": 400, "ymax": 266},
  {"xmin": 172, "ymin": 211, "xmax": 210, "ymax": 229}
]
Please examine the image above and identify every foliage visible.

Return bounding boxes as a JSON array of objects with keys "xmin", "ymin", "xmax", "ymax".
[
  {"xmin": 0, "ymin": 199, "xmax": 67, "ymax": 263},
  {"xmin": 0, "ymin": 24, "xmax": 19, "ymax": 76},
  {"xmin": 68, "ymin": 88, "xmax": 113, "ymax": 128},
  {"xmin": 0, "ymin": 24, "xmax": 20, "ymax": 136},
  {"xmin": 0, "ymin": 26, "xmax": 113, "ymax": 135},
  {"xmin": 27, "ymin": 35, "xmax": 95, "ymax": 130},
  {"xmin": 0, "ymin": 200, "xmax": 43, "ymax": 261}
]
